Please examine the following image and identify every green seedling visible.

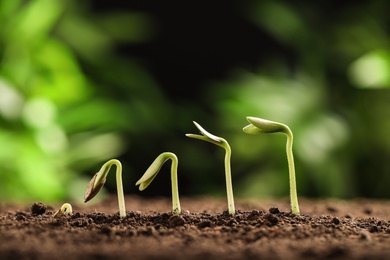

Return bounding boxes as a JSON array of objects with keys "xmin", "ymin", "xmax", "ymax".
[
  {"xmin": 243, "ymin": 116, "xmax": 300, "ymax": 214},
  {"xmin": 136, "ymin": 152, "xmax": 181, "ymax": 215},
  {"xmin": 84, "ymin": 159, "xmax": 126, "ymax": 218},
  {"xmin": 186, "ymin": 121, "xmax": 235, "ymax": 215},
  {"xmin": 53, "ymin": 203, "xmax": 73, "ymax": 217}
]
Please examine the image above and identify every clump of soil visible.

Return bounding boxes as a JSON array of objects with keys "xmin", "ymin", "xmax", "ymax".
[
  {"xmin": 1, "ymin": 195, "xmax": 390, "ymax": 259},
  {"xmin": 30, "ymin": 202, "xmax": 48, "ymax": 215}
]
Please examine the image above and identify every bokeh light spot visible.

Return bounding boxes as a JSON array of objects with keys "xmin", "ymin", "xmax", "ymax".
[{"xmin": 348, "ymin": 50, "xmax": 390, "ymax": 89}]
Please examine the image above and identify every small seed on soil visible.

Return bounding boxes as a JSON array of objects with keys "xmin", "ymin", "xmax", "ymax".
[
  {"xmin": 31, "ymin": 202, "xmax": 47, "ymax": 215},
  {"xmin": 168, "ymin": 215, "xmax": 185, "ymax": 228}
]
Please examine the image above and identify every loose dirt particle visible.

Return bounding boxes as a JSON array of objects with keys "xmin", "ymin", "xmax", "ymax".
[
  {"xmin": 31, "ymin": 202, "xmax": 47, "ymax": 215},
  {"xmin": 227, "ymin": 219, "xmax": 238, "ymax": 226},
  {"xmin": 198, "ymin": 221, "xmax": 211, "ymax": 229},
  {"xmin": 369, "ymin": 226, "xmax": 378, "ymax": 233},
  {"xmin": 269, "ymin": 207, "xmax": 280, "ymax": 214},
  {"xmin": 332, "ymin": 217, "xmax": 340, "ymax": 225},
  {"xmin": 264, "ymin": 213, "xmax": 278, "ymax": 226},
  {"xmin": 248, "ymin": 210, "xmax": 261, "ymax": 220},
  {"xmin": 14, "ymin": 212, "xmax": 27, "ymax": 221}
]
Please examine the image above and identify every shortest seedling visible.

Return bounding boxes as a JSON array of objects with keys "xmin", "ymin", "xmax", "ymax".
[
  {"xmin": 243, "ymin": 116, "xmax": 300, "ymax": 214},
  {"xmin": 84, "ymin": 159, "xmax": 126, "ymax": 218},
  {"xmin": 186, "ymin": 121, "xmax": 235, "ymax": 215},
  {"xmin": 136, "ymin": 152, "xmax": 181, "ymax": 215},
  {"xmin": 53, "ymin": 203, "xmax": 73, "ymax": 217}
]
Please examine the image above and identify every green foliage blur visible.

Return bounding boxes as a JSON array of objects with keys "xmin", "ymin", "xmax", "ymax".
[{"xmin": 1, "ymin": 0, "xmax": 390, "ymax": 203}]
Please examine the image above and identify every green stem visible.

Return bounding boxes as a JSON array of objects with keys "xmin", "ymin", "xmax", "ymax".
[
  {"xmin": 224, "ymin": 144, "xmax": 235, "ymax": 215},
  {"xmin": 169, "ymin": 153, "xmax": 181, "ymax": 214},
  {"xmin": 102, "ymin": 159, "xmax": 126, "ymax": 218},
  {"xmin": 285, "ymin": 129, "xmax": 300, "ymax": 214}
]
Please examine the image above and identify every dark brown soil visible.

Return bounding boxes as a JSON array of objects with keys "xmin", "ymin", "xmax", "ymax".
[{"xmin": 1, "ymin": 195, "xmax": 390, "ymax": 260}]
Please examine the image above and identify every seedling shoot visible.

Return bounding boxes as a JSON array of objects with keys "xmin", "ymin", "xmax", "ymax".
[
  {"xmin": 186, "ymin": 121, "xmax": 235, "ymax": 215},
  {"xmin": 84, "ymin": 159, "xmax": 127, "ymax": 218},
  {"xmin": 243, "ymin": 116, "xmax": 300, "ymax": 214},
  {"xmin": 136, "ymin": 152, "xmax": 181, "ymax": 214},
  {"xmin": 53, "ymin": 203, "xmax": 73, "ymax": 217}
]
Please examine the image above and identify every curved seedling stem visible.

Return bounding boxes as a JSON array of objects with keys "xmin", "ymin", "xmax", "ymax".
[
  {"xmin": 84, "ymin": 159, "xmax": 126, "ymax": 218},
  {"xmin": 136, "ymin": 152, "xmax": 181, "ymax": 214},
  {"xmin": 186, "ymin": 121, "xmax": 235, "ymax": 215},
  {"xmin": 243, "ymin": 116, "xmax": 300, "ymax": 214}
]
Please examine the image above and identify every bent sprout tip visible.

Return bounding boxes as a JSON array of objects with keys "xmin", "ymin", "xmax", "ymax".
[
  {"xmin": 136, "ymin": 152, "xmax": 181, "ymax": 215},
  {"xmin": 243, "ymin": 116, "xmax": 287, "ymax": 134},
  {"xmin": 243, "ymin": 116, "xmax": 300, "ymax": 214},
  {"xmin": 84, "ymin": 159, "xmax": 126, "ymax": 218},
  {"xmin": 53, "ymin": 203, "xmax": 73, "ymax": 218},
  {"xmin": 186, "ymin": 121, "xmax": 235, "ymax": 215}
]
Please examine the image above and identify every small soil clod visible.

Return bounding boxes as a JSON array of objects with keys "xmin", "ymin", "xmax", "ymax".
[{"xmin": 31, "ymin": 202, "xmax": 47, "ymax": 215}]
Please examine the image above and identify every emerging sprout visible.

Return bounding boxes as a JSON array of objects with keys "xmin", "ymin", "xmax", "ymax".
[
  {"xmin": 136, "ymin": 152, "xmax": 181, "ymax": 215},
  {"xmin": 243, "ymin": 116, "xmax": 300, "ymax": 214},
  {"xmin": 186, "ymin": 121, "xmax": 235, "ymax": 215},
  {"xmin": 84, "ymin": 159, "xmax": 126, "ymax": 218},
  {"xmin": 53, "ymin": 203, "xmax": 73, "ymax": 217}
]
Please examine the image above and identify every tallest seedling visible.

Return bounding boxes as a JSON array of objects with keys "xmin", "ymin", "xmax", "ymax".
[{"xmin": 243, "ymin": 116, "xmax": 300, "ymax": 214}]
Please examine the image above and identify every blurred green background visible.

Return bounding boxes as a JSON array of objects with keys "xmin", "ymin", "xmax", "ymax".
[{"xmin": 1, "ymin": 0, "xmax": 390, "ymax": 203}]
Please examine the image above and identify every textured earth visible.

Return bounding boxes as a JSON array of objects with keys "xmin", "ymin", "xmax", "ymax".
[{"xmin": 1, "ymin": 195, "xmax": 390, "ymax": 259}]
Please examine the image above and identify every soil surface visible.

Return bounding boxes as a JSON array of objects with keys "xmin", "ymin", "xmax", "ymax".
[{"xmin": 1, "ymin": 195, "xmax": 390, "ymax": 260}]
